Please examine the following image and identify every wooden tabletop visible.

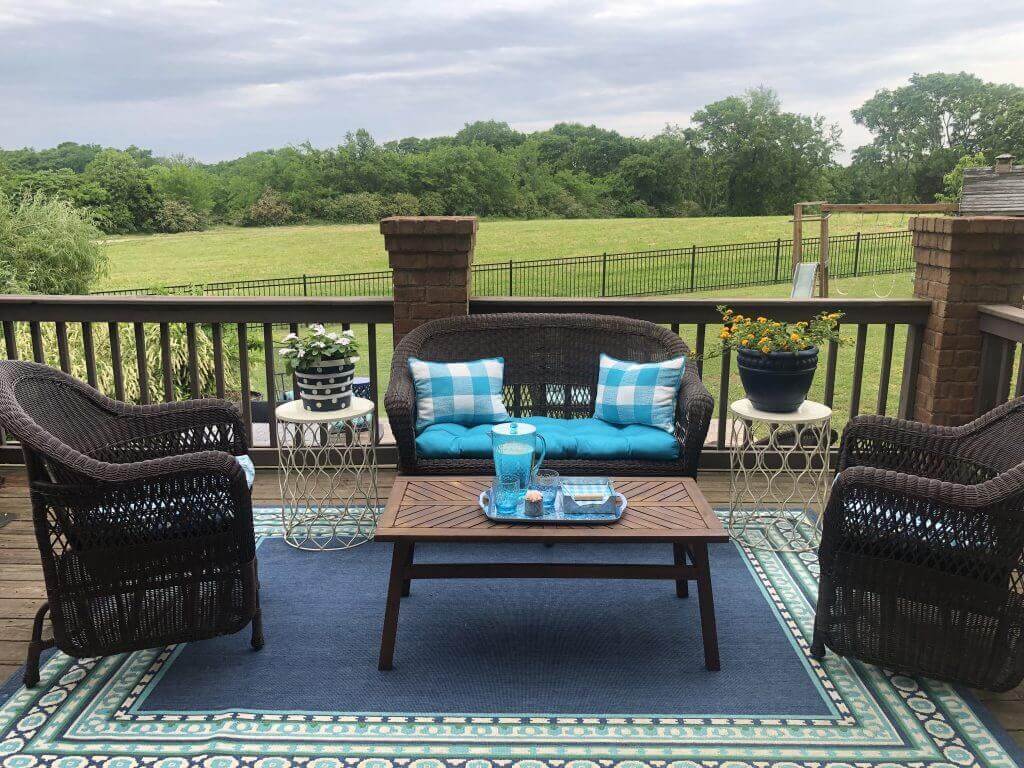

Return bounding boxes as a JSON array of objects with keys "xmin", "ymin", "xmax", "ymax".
[{"xmin": 376, "ymin": 476, "xmax": 728, "ymax": 544}]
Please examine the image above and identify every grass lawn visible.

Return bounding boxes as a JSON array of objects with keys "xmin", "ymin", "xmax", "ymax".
[{"xmin": 98, "ymin": 214, "xmax": 917, "ymax": 291}]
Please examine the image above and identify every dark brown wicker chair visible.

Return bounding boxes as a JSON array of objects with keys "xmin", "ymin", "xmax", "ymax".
[
  {"xmin": 385, "ymin": 313, "xmax": 713, "ymax": 477},
  {"xmin": 0, "ymin": 360, "xmax": 263, "ymax": 688},
  {"xmin": 812, "ymin": 397, "xmax": 1024, "ymax": 691}
]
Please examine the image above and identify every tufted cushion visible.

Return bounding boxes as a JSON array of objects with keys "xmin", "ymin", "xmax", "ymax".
[
  {"xmin": 235, "ymin": 454, "xmax": 256, "ymax": 489},
  {"xmin": 415, "ymin": 416, "xmax": 679, "ymax": 461}
]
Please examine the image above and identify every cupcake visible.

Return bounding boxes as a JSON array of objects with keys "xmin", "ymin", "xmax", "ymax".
[{"xmin": 524, "ymin": 489, "xmax": 544, "ymax": 517}]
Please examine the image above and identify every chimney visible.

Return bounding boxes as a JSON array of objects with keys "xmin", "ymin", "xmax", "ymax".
[{"xmin": 995, "ymin": 154, "xmax": 1016, "ymax": 173}]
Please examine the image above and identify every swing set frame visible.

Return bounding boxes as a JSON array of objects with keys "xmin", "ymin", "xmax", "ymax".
[{"xmin": 792, "ymin": 202, "xmax": 957, "ymax": 297}]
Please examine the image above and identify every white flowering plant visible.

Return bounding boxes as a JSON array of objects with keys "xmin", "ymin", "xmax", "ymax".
[{"xmin": 277, "ymin": 324, "xmax": 360, "ymax": 373}]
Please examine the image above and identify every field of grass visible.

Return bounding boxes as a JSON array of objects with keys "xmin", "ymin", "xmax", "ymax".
[{"xmin": 98, "ymin": 214, "xmax": 917, "ymax": 291}]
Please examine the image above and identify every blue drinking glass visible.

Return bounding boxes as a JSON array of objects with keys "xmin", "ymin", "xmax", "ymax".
[
  {"xmin": 493, "ymin": 476, "xmax": 521, "ymax": 514},
  {"xmin": 533, "ymin": 469, "xmax": 560, "ymax": 509}
]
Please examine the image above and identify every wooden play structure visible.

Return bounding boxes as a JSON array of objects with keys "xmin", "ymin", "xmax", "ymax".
[{"xmin": 792, "ymin": 202, "xmax": 957, "ymax": 297}]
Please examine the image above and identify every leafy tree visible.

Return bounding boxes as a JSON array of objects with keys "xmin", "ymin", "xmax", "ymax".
[
  {"xmin": 0, "ymin": 194, "xmax": 106, "ymax": 294},
  {"xmin": 690, "ymin": 87, "xmax": 841, "ymax": 215},
  {"xmin": 850, "ymin": 72, "xmax": 1024, "ymax": 201},
  {"xmin": 148, "ymin": 157, "xmax": 216, "ymax": 218},
  {"xmin": 82, "ymin": 149, "xmax": 161, "ymax": 232}
]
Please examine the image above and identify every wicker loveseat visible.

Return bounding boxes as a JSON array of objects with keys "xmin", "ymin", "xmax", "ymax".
[
  {"xmin": 812, "ymin": 397, "xmax": 1024, "ymax": 691},
  {"xmin": 0, "ymin": 361, "xmax": 263, "ymax": 687},
  {"xmin": 385, "ymin": 313, "xmax": 713, "ymax": 477}
]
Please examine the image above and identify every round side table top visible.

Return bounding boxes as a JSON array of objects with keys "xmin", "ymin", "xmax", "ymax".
[
  {"xmin": 275, "ymin": 396, "xmax": 375, "ymax": 424},
  {"xmin": 730, "ymin": 398, "xmax": 832, "ymax": 424}
]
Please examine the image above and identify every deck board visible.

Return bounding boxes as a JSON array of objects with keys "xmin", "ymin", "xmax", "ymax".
[{"xmin": 0, "ymin": 466, "xmax": 1020, "ymax": 742}]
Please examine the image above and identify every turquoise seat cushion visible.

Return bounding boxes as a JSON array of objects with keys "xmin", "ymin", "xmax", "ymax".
[{"xmin": 415, "ymin": 416, "xmax": 679, "ymax": 461}]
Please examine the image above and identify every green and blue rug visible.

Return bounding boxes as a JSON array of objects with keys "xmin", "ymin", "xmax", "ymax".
[{"xmin": 1, "ymin": 508, "xmax": 1021, "ymax": 767}]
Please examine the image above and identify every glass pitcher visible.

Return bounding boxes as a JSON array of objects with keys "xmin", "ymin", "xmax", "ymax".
[{"xmin": 490, "ymin": 422, "xmax": 547, "ymax": 492}]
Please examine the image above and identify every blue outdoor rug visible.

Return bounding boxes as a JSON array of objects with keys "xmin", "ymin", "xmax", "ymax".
[{"xmin": 1, "ymin": 507, "xmax": 1023, "ymax": 767}]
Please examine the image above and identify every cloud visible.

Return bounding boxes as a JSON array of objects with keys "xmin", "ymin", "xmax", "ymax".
[{"xmin": 0, "ymin": 0, "xmax": 1021, "ymax": 162}]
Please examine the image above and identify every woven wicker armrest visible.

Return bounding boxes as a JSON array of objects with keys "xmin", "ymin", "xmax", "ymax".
[
  {"xmin": 30, "ymin": 450, "xmax": 254, "ymax": 546},
  {"xmin": 677, "ymin": 363, "xmax": 714, "ymax": 476},
  {"xmin": 107, "ymin": 399, "xmax": 247, "ymax": 457},
  {"xmin": 837, "ymin": 415, "xmax": 983, "ymax": 481},
  {"xmin": 384, "ymin": 352, "xmax": 418, "ymax": 471}
]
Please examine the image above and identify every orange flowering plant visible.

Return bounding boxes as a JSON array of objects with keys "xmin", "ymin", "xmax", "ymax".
[{"xmin": 711, "ymin": 305, "xmax": 843, "ymax": 356}]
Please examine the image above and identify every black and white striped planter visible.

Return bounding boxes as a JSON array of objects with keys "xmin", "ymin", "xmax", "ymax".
[{"xmin": 294, "ymin": 357, "xmax": 358, "ymax": 412}]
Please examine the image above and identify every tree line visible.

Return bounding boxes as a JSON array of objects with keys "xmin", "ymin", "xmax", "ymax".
[{"xmin": 1, "ymin": 72, "xmax": 1022, "ymax": 236}]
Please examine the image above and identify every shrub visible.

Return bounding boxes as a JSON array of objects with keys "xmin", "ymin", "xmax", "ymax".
[
  {"xmin": 380, "ymin": 192, "xmax": 420, "ymax": 218},
  {"xmin": 619, "ymin": 200, "xmax": 657, "ymax": 218},
  {"xmin": 155, "ymin": 199, "xmax": 204, "ymax": 233},
  {"xmin": 236, "ymin": 187, "xmax": 298, "ymax": 226},
  {"xmin": 418, "ymin": 191, "xmax": 446, "ymax": 216},
  {"xmin": 322, "ymin": 192, "xmax": 382, "ymax": 224},
  {"xmin": 0, "ymin": 194, "xmax": 106, "ymax": 294}
]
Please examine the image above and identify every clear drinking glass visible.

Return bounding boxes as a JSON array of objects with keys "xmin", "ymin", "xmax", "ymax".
[
  {"xmin": 533, "ymin": 469, "xmax": 560, "ymax": 509},
  {"xmin": 493, "ymin": 476, "xmax": 521, "ymax": 514}
]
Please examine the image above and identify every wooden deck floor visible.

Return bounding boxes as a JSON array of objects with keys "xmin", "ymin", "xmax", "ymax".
[{"xmin": 1, "ymin": 466, "xmax": 1022, "ymax": 743}]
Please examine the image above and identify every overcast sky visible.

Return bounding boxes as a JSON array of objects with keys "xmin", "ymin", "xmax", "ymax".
[{"xmin": 2, "ymin": 0, "xmax": 1022, "ymax": 164}]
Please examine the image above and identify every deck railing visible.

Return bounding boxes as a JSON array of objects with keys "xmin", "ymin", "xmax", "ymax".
[
  {"xmin": 0, "ymin": 294, "xmax": 930, "ymax": 469},
  {"xmin": 977, "ymin": 304, "xmax": 1024, "ymax": 414}
]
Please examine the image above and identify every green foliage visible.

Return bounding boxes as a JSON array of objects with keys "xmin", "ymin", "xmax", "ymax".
[
  {"xmin": 322, "ymin": 192, "xmax": 382, "ymax": 223},
  {"xmin": 849, "ymin": 72, "xmax": 1024, "ymax": 202},
  {"xmin": 15, "ymin": 320, "xmax": 232, "ymax": 403},
  {"xmin": 3, "ymin": 72, "xmax": 1021, "ymax": 230},
  {"xmin": 380, "ymin": 192, "xmax": 420, "ymax": 217},
  {"xmin": 936, "ymin": 152, "xmax": 989, "ymax": 203},
  {"xmin": 0, "ymin": 194, "xmax": 106, "ymax": 294},
  {"xmin": 148, "ymin": 158, "xmax": 216, "ymax": 217},
  {"xmin": 418, "ymin": 191, "xmax": 446, "ymax": 216},
  {"xmin": 236, "ymin": 187, "xmax": 299, "ymax": 226},
  {"xmin": 82, "ymin": 149, "xmax": 161, "ymax": 233},
  {"xmin": 154, "ymin": 199, "xmax": 204, "ymax": 233}
]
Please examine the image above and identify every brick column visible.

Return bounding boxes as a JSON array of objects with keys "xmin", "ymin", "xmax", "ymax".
[
  {"xmin": 381, "ymin": 216, "xmax": 477, "ymax": 346},
  {"xmin": 910, "ymin": 216, "xmax": 1024, "ymax": 425}
]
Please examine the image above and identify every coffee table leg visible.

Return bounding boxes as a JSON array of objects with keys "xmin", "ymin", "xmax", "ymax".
[
  {"xmin": 672, "ymin": 543, "xmax": 689, "ymax": 598},
  {"xmin": 379, "ymin": 542, "xmax": 411, "ymax": 671},
  {"xmin": 402, "ymin": 543, "xmax": 415, "ymax": 597},
  {"xmin": 691, "ymin": 542, "xmax": 721, "ymax": 671}
]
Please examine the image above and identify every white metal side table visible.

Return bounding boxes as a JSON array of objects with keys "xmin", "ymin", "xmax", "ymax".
[
  {"xmin": 727, "ymin": 398, "xmax": 832, "ymax": 553},
  {"xmin": 275, "ymin": 397, "xmax": 380, "ymax": 551}
]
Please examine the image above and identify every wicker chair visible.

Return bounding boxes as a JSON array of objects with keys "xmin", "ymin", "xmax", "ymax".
[
  {"xmin": 385, "ymin": 313, "xmax": 713, "ymax": 477},
  {"xmin": 812, "ymin": 397, "xmax": 1024, "ymax": 691},
  {"xmin": 0, "ymin": 361, "xmax": 263, "ymax": 688}
]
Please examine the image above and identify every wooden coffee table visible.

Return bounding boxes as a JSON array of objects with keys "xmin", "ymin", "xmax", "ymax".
[{"xmin": 375, "ymin": 476, "xmax": 728, "ymax": 672}]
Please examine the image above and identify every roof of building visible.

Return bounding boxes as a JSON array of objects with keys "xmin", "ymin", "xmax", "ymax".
[{"xmin": 961, "ymin": 163, "xmax": 1024, "ymax": 216}]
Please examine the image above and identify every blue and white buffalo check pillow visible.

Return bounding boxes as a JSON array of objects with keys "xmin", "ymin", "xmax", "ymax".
[
  {"xmin": 593, "ymin": 353, "xmax": 686, "ymax": 433},
  {"xmin": 408, "ymin": 357, "xmax": 510, "ymax": 432}
]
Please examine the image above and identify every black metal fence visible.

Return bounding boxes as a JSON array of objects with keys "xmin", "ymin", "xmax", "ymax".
[{"xmin": 99, "ymin": 230, "xmax": 912, "ymax": 298}]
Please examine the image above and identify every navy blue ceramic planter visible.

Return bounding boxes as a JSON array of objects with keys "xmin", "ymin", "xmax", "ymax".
[{"xmin": 736, "ymin": 346, "xmax": 818, "ymax": 413}]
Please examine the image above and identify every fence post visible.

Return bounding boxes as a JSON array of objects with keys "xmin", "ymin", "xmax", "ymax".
[
  {"xmin": 508, "ymin": 260, "xmax": 514, "ymax": 296},
  {"xmin": 773, "ymin": 238, "xmax": 781, "ymax": 282},
  {"xmin": 302, "ymin": 274, "xmax": 308, "ymax": 296},
  {"xmin": 689, "ymin": 245, "xmax": 697, "ymax": 292},
  {"xmin": 601, "ymin": 253, "xmax": 608, "ymax": 297},
  {"xmin": 853, "ymin": 232, "xmax": 861, "ymax": 277}
]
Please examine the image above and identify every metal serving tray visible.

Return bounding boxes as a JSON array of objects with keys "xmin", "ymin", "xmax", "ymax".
[{"xmin": 479, "ymin": 484, "xmax": 626, "ymax": 524}]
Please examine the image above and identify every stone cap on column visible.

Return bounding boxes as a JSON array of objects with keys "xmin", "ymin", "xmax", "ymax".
[
  {"xmin": 909, "ymin": 216, "xmax": 1024, "ymax": 235},
  {"xmin": 379, "ymin": 216, "xmax": 478, "ymax": 235}
]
